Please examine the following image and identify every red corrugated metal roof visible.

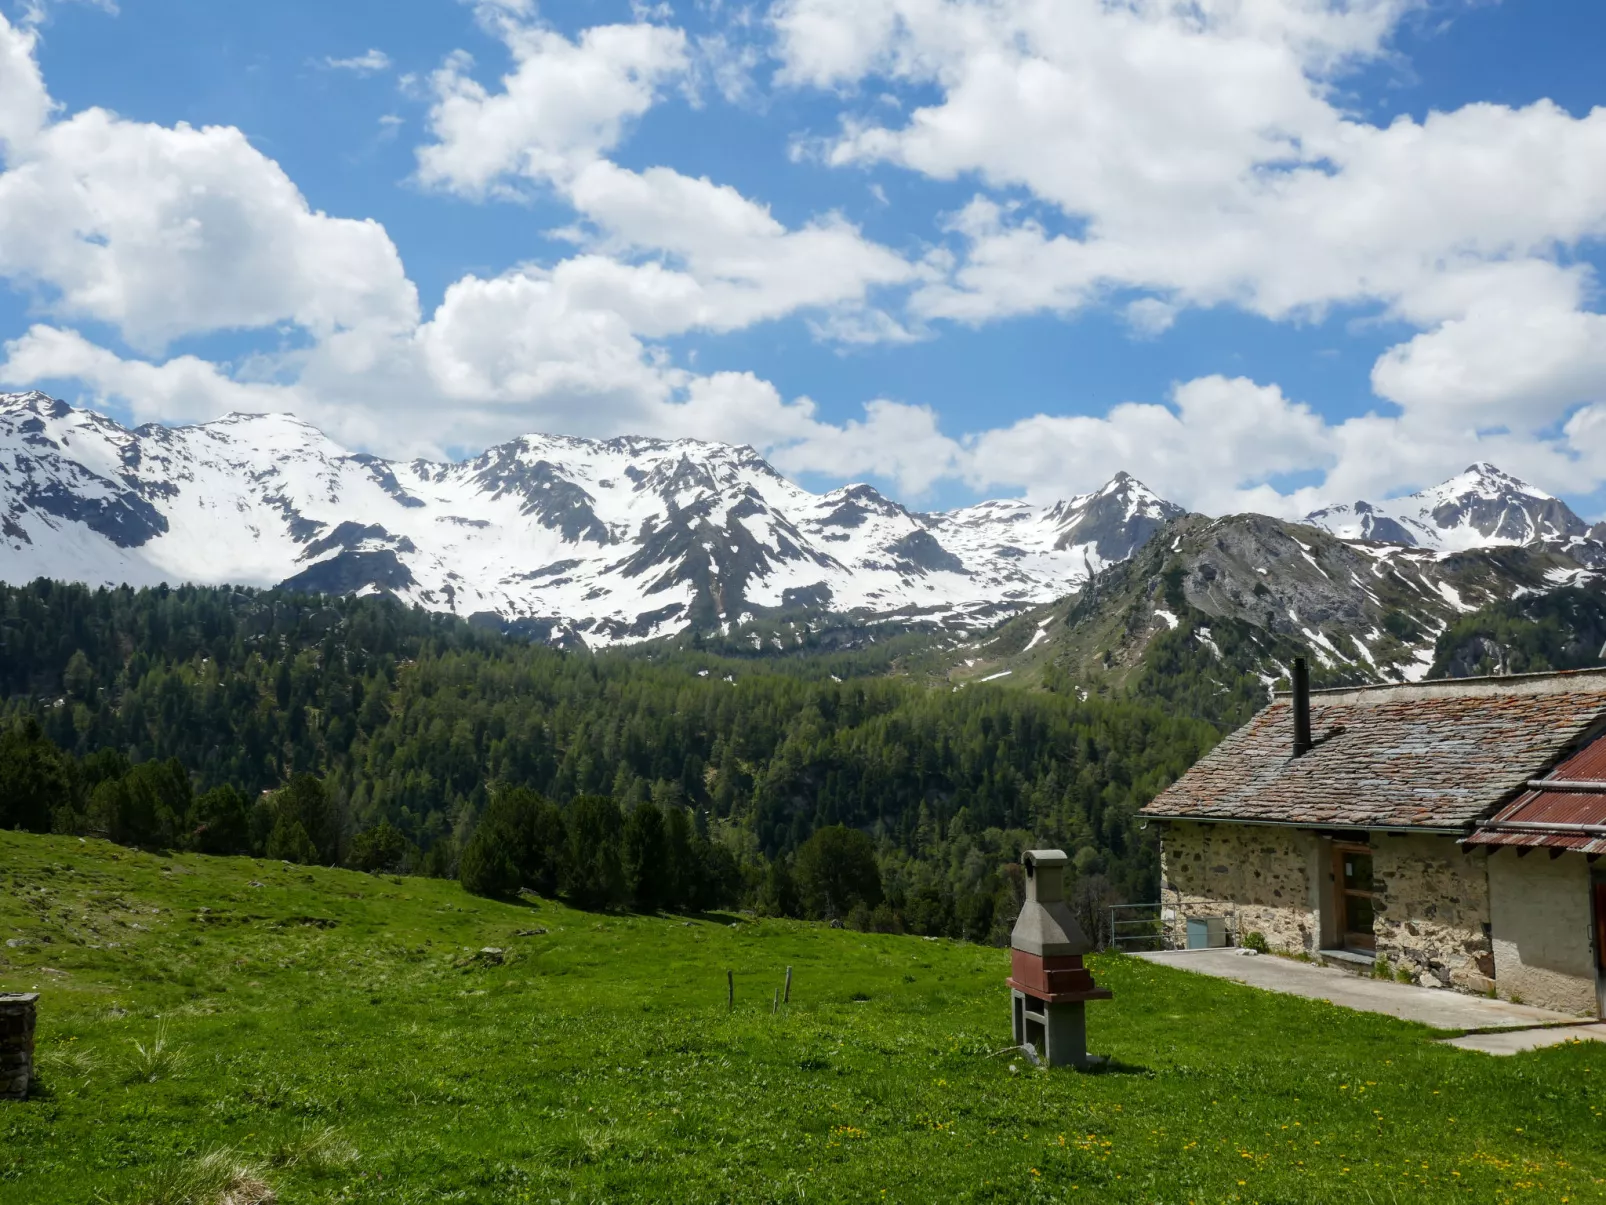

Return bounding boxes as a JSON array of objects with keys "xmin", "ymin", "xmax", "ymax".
[
  {"xmin": 1465, "ymin": 829, "xmax": 1606, "ymax": 855},
  {"xmin": 1544, "ymin": 734, "xmax": 1606, "ymax": 781},
  {"xmin": 1465, "ymin": 735, "xmax": 1606, "ymax": 854}
]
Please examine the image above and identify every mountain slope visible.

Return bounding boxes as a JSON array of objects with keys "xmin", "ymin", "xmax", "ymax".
[
  {"xmin": 0, "ymin": 392, "xmax": 1175, "ymax": 647},
  {"xmin": 909, "ymin": 509, "xmax": 1603, "ymax": 725}
]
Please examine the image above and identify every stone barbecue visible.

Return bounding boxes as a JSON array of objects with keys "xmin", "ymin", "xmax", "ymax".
[
  {"xmin": 1007, "ymin": 849, "xmax": 1111, "ymax": 1067},
  {"xmin": 1, "ymin": 993, "xmax": 38, "ymax": 1101}
]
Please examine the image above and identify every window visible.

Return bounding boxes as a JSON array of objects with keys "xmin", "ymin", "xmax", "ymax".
[{"xmin": 1335, "ymin": 844, "xmax": 1376, "ymax": 952}]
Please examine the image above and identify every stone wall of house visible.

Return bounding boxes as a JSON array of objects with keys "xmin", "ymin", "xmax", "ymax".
[
  {"xmin": 1159, "ymin": 821, "xmax": 1318, "ymax": 953},
  {"xmin": 1372, "ymin": 833, "xmax": 1494, "ymax": 993},
  {"xmin": 1488, "ymin": 852, "xmax": 1598, "ymax": 1017}
]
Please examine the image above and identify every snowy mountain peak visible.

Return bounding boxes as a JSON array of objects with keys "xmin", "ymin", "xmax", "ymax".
[
  {"xmin": 1043, "ymin": 473, "xmax": 1185, "ymax": 559},
  {"xmin": 0, "ymin": 395, "xmax": 1183, "ymax": 646},
  {"xmin": 1303, "ymin": 465, "xmax": 1586, "ymax": 552}
]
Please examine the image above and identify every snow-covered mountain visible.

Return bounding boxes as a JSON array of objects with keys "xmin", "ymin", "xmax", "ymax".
[
  {"xmin": 1302, "ymin": 463, "xmax": 1591, "ymax": 552},
  {"xmin": 0, "ymin": 392, "xmax": 1182, "ymax": 646}
]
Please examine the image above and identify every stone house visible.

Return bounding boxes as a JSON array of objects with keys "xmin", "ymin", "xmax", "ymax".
[{"xmin": 1141, "ymin": 664, "xmax": 1606, "ymax": 1017}]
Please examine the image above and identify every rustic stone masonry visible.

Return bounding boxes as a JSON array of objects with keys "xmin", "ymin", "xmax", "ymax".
[
  {"xmin": 1371, "ymin": 834, "xmax": 1493, "ymax": 993},
  {"xmin": 1159, "ymin": 821, "xmax": 1318, "ymax": 953},
  {"xmin": 0, "ymin": 993, "xmax": 38, "ymax": 1101}
]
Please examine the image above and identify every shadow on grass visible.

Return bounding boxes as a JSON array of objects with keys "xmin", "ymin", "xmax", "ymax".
[{"xmin": 1079, "ymin": 1056, "xmax": 1153, "ymax": 1077}]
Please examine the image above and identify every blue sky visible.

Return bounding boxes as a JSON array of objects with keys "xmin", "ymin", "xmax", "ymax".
[{"xmin": 3, "ymin": 0, "xmax": 1606, "ymax": 517}]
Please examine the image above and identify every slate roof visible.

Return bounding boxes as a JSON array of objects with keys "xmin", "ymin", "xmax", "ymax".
[{"xmin": 1141, "ymin": 668, "xmax": 1606, "ymax": 831}]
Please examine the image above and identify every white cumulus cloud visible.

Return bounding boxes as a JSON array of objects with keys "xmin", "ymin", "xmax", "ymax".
[{"xmin": 9, "ymin": 4, "xmax": 1606, "ymax": 521}]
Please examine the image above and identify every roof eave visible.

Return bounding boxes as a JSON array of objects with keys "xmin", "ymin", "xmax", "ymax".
[{"xmin": 1144, "ymin": 813, "xmax": 1468, "ymax": 836}]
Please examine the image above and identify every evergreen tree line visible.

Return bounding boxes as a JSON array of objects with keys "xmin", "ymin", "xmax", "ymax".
[{"xmin": 0, "ymin": 580, "xmax": 1223, "ymax": 934}]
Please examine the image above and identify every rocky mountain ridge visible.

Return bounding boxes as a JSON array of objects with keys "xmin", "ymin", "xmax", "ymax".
[
  {"xmin": 921, "ymin": 508, "xmax": 1602, "ymax": 721},
  {"xmin": 4, "ymin": 391, "xmax": 1604, "ymax": 672},
  {"xmin": 0, "ymin": 392, "xmax": 1179, "ymax": 646}
]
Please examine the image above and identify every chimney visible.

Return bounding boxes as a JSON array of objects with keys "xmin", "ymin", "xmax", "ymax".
[{"xmin": 1292, "ymin": 657, "xmax": 1312, "ymax": 758}]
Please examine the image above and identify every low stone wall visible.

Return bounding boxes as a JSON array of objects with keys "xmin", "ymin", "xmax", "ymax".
[
  {"xmin": 1488, "ymin": 852, "xmax": 1597, "ymax": 1016},
  {"xmin": 1159, "ymin": 821, "xmax": 1318, "ymax": 953},
  {"xmin": 0, "ymin": 993, "xmax": 38, "ymax": 1101},
  {"xmin": 1372, "ymin": 833, "xmax": 1493, "ymax": 993}
]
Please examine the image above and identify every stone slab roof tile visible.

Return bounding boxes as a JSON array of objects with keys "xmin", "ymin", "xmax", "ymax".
[{"xmin": 1141, "ymin": 669, "xmax": 1606, "ymax": 830}]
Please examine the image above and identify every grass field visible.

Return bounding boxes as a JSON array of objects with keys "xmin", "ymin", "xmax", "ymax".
[{"xmin": 2, "ymin": 831, "xmax": 1604, "ymax": 1204}]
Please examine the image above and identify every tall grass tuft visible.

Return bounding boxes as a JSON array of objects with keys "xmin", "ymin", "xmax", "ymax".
[
  {"xmin": 123, "ymin": 1021, "xmax": 186, "ymax": 1084},
  {"xmin": 37, "ymin": 1043, "xmax": 98, "ymax": 1082},
  {"xmin": 124, "ymin": 1148, "xmax": 274, "ymax": 1205},
  {"xmin": 266, "ymin": 1123, "xmax": 358, "ymax": 1173}
]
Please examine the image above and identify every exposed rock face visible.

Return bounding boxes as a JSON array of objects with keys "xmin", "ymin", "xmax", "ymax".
[
  {"xmin": 1049, "ymin": 471, "xmax": 1185, "ymax": 560},
  {"xmin": 0, "ymin": 391, "xmax": 1181, "ymax": 647}
]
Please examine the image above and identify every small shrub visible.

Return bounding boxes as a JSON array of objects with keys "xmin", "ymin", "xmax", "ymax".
[
  {"xmin": 1242, "ymin": 930, "xmax": 1269, "ymax": 954},
  {"xmin": 1371, "ymin": 957, "xmax": 1391, "ymax": 980},
  {"xmin": 1395, "ymin": 964, "xmax": 1415, "ymax": 984}
]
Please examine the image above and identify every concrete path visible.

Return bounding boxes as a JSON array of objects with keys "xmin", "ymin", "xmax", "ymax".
[
  {"xmin": 1135, "ymin": 948, "xmax": 1584, "ymax": 1030},
  {"xmin": 1443, "ymin": 1023, "xmax": 1606, "ymax": 1055}
]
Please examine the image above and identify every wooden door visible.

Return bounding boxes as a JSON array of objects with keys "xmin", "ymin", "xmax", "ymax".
[{"xmin": 1335, "ymin": 845, "xmax": 1377, "ymax": 953}]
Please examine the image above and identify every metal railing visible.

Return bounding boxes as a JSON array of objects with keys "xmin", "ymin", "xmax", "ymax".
[{"xmin": 1108, "ymin": 902, "xmax": 1164, "ymax": 951}]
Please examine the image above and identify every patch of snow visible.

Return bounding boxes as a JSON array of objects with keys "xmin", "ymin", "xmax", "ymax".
[
  {"xmin": 1299, "ymin": 627, "xmax": 1342, "ymax": 668},
  {"xmin": 1435, "ymin": 581, "xmax": 1476, "ymax": 612},
  {"xmin": 1400, "ymin": 646, "xmax": 1435, "ymax": 683},
  {"xmin": 1154, "ymin": 608, "xmax": 1180, "ymax": 630},
  {"xmin": 979, "ymin": 670, "xmax": 1013, "ymax": 682}
]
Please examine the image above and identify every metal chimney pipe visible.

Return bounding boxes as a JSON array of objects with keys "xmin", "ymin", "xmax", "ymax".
[{"xmin": 1291, "ymin": 657, "xmax": 1312, "ymax": 758}]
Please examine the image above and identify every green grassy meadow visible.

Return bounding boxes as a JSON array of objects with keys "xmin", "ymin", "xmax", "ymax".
[{"xmin": 2, "ymin": 831, "xmax": 1603, "ymax": 1204}]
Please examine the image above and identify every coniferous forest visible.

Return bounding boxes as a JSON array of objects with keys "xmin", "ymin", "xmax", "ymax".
[{"xmin": 0, "ymin": 580, "xmax": 1221, "ymax": 941}]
